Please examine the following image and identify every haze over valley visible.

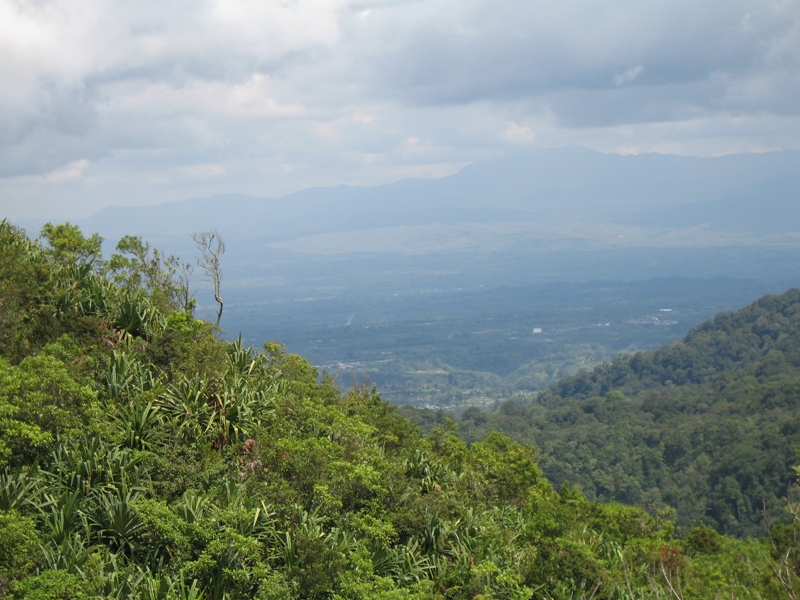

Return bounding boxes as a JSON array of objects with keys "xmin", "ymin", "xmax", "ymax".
[{"xmin": 17, "ymin": 146, "xmax": 800, "ymax": 405}]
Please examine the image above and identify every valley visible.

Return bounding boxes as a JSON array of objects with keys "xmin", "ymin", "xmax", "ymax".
[{"xmin": 223, "ymin": 272, "xmax": 793, "ymax": 406}]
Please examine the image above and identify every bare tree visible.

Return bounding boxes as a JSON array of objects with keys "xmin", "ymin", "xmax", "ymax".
[
  {"xmin": 177, "ymin": 259, "xmax": 194, "ymax": 313},
  {"xmin": 192, "ymin": 230, "xmax": 225, "ymax": 327}
]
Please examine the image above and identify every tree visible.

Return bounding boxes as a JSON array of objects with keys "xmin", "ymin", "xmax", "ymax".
[
  {"xmin": 107, "ymin": 235, "xmax": 193, "ymax": 313},
  {"xmin": 0, "ymin": 221, "xmax": 55, "ymax": 360},
  {"xmin": 192, "ymin": 230, "xmax": 225, "ymax": 327},
  {"xmin": 39, "ymin": 223, "xmax": 103, "ymax": 267},
  {"xmin": 0, "ymin": 352, "xmax": 100, "ymax": 466}
]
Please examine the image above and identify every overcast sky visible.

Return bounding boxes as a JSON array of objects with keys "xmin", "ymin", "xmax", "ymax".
[{"xmin": 2, "ymin": 0, "xmax": 799, "ymax": 220}]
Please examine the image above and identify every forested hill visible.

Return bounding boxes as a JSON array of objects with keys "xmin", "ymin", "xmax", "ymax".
[
  {"xmin": 543, "ymin": 288, "xmax": 800, "ymax": 401},
  {"xmin": 437, "ymin": 289, "xmax": 800, "ymax": 538},
  {"xmin": 1, "ymin": 220, "xmax": 796, "ymax": 597}
]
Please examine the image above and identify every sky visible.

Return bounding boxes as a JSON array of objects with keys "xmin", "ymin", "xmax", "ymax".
[{"xmin": 1, "ymin": 0, "xmax": 799, "ymax": 220}]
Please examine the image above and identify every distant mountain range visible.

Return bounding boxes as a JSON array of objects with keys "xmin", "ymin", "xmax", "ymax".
[
  {"xmin": 18, "ymin": 146, "xmax": 800, "ymax": 249},
  {"xmin": 15, "ymin": 146, "xmax": 800, "ymax": 308}
]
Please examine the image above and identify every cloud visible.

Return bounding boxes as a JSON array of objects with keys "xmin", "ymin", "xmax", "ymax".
[
  {"xmin": 355, "ymin": 0, "xmax": 799, "ymax": 120},
  {"xmin": 44, "ymin": 159, "xmax": 90, "ymax": 183},
  {"xmin": 0, "ymin": 0, "xmax": 799, "ymax": 219},
  {"xmin": 613, "ymin": 66, "xmax": 645, "ymax": 87},
  {"xmin": 503, "ymin": 122, "xmax": 536, "ymax": 144},
  {"xmin": 177, "ymin": 163, "xmax": 227, "ymax": 178}
]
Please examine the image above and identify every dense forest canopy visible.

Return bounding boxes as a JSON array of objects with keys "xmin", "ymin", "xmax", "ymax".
[{"xmin": 0, "ymin": 220, "xmax": 798, "ymax": 599}]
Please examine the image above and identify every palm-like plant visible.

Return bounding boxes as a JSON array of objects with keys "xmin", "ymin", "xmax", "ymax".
[
  {"xmin": 114, "ymin": 400, "xmax": 163, "ymax": 451},
  {"xmin": 52, "ymin": 263, "xmax": 95, "ymax": 318},
  {"xmin": 204, "ymin": 376, "xmax": 276, "ymax": 450},
  {"xmin": 48, "ymin": 435, "xmax": 149, "ymax": 504},
  {"xmin": 53, "ymin": 262, "xmax": 116, "ymax": 319},
  {"xmin": 160, "ymin": 349, "xmax": 277, "ymax": 450},
  {"xmin": 105, "ymin": 353, "xmax": 165, "ymax": 453},
  {"xmin": 41, "ymin": 488, "xmax": 86, "ymax": 546},
  {"xmin": 275, "ymin": 505, "xmax": 328, "ymax": 571},
  {"xmin": 371, "ymin": 539, "xmax": 434, "ymax": 585},
  {"xmin": 227, "ymin": 336, "xmax": 260, "ymax": 377},
  {"xmin": 38, "ymin": 532, "xmax": 95, "ymax": 575},
  {"xmin": 161, "ymin": 374, "xmax": 212, "ymax": 441},
  {"xmin": 106, "ymin": 352, "xmax": 137, "ymax": 402},
  {"xmin": 77, "ymin": 270, "xmax": 116, "ymax": 318},
  {"xmin": 96, "ymin": 564, "xmax": 205, "ymax": 600},
  {"xmin": 106, "ymin": 351, "xmax": 160, "ymax": 403},
  {"xmin": 132, "ymin": 570, "xmax": 205, "ymax": 600},
  {"xmin": 404, "ymin": 449, "xmax": 454, "ymax": 494},
  {"xmin": 0, "ymin": 468, "xmax": 45, "ymax": 512},
  {"xmin": 88, "ymin": 484, "xmax": 144, "ymax": 554},
  {"xmin": 31, "ymin": 436, "xmax": 151, "ymax": 578},
  {"xmin": 172, "ymin": 491, "xmax": 209, "ymax": 525},
  {"xmin": 112, "ymin": 291, "xmax": 165, "ymax": 343}
]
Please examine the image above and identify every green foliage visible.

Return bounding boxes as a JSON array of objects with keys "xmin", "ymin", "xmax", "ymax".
[
  {"xmin": 431, "ymin": 289, "xmax": 800, "ymax": 537},
  {"xmin": 39, "ymin": 222, "xmax": 103, "ymax": 267},
  {"xmin": 469, "ymin": 431, "xmax": 540, "ymax": 504},
  {"xmin": 0, "ymin": 220, "xmax": 58, "ymax": 361},
  {"xmin": 0, "ymin": 223, "xmax": 791, "ymax": 599},
  {"xmin": 0, "ymin": 354, "xmax": 100, "ymax": 466},
  {"xmin": 683, "ymin": 523, "xmax": 722, "ymax": 556},
  {"xmin": 108, "ymin": 235, "xmax": 193, "ymax": 313},
  {"xmin": 11, "ymin": 570, "xmax": 89, "ymax": 600},
  {"xmin": 111, "ymin": 290, "xmax": 165, "ymax": 343},
  {"xmin": 0, "ymin": 510, "xmax": 40, "ymax": 589}
]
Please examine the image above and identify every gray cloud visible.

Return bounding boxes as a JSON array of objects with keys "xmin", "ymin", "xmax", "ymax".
[
  {"xmin": 357, "ymin": 1, "xmax": 798, "ymax": 111},
  {"xmin": 0, "ymin": 0, "xmax": 798, "ymax": 219}
]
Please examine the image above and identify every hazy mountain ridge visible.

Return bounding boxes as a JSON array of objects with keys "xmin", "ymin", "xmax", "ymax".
[
  {"xmin": 624, "ymin": 172, "xmax": 800, "ymax": 234},
  {"xmin": 20, "ymin": 146, "xmax": 800, "ymax": 251},
  {"xmin": 13, "ymin": 147, "xmax": 800, "ymax": 403}
]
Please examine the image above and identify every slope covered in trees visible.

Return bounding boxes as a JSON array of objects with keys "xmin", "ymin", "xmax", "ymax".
[
  {"xmin": 422, "ymin": 289, "xmax": 800, "ymax": 538},
  {"xmin": 0, "ymin": 220, "xmax": 796, "ymax": 599}
]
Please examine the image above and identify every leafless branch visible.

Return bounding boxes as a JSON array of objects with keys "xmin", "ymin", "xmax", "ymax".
[{"xmin": 192, "ymin": 230, "xmax": 225, "ymax": 326}]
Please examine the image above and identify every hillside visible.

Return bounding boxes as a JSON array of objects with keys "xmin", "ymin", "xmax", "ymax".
[
  {"xmin": 415, "ymin": 289, "xmax": 800, "ymax": 538},
  {"xmin": 1, "ymin": 220, "xmax": 796, "ymax": 598}
]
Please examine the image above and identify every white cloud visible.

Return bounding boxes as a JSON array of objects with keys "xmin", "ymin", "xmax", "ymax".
[
  {"xmin": 44, "ymin": 159, "xmax": 90, "ymax": 183},
  {"xmin": 503, "ymin": 122, "xmax": 536, "ymax": 144},
  {"xmin": 613, "ymin": 65, "xmax": 645, "ymax": 87},
  {"xmin": 104, "ymin": 75, "xmax": 308, "ymax": 120}
]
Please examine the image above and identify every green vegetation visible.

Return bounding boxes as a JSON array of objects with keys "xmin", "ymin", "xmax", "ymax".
[
  {"xmin": 0, "ymin": 219, "xmax": 797, "ymax": 599},
  {"xmin": 409, "ymin": 290, "xmax": 800, "ymax": 539}
]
